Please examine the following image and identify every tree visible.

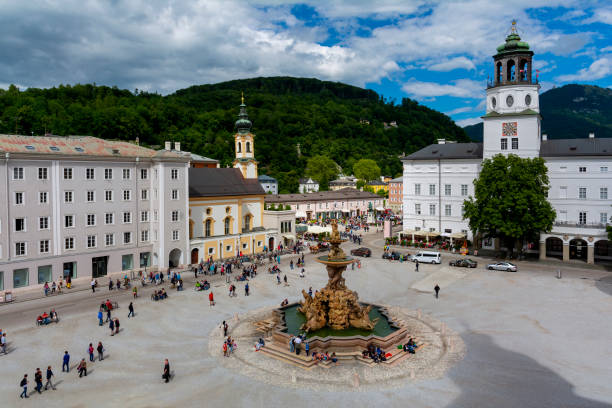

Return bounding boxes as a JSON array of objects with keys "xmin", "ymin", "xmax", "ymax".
[
  {"xmin": 305, "ymin": 155, "xmax": 338, "ymax": 190},
  {"xmin": 463, "ymin": 154, "xmax": 556, "ymax": 257},
  {"xmin": 353, "ymin": 159, "xmax": 381, "ymax": 182}
]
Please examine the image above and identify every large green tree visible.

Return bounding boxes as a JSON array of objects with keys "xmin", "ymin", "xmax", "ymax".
[
  {"xmin": 353, "ymin": 158, "xmax": 381, "ymax": 182},
  {"xmin": 305, "ymin": 155, "xmax": 338, "ymax": 190},
  {"xmin": 463, "ymin": 154, "xmax": 556, "ymax": 256}
]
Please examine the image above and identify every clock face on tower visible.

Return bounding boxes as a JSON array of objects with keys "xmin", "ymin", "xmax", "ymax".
[
  {"xmin": 502, "ymin": 122, "xmax": 517, "ymax": 136},
  {"xmin": 506, "ymin": 95, "xmax": 514, "ymax": 107}
]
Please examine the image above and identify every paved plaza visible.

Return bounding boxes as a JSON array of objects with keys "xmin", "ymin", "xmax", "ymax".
[{"xmin": 1, "ymin": 231, "xmax": 611, "ymax": 407}]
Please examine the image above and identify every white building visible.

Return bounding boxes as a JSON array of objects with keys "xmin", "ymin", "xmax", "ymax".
[
  {"xmin": 299, "ymin": 177, "xmax": 319, "ymax": 193},
  {"xmin": 402, "ymin": 23, "xmax": 611, "ymax": 264},
  {"xmin": 258, "ymin": 174, "xmax": 278, "ymax": 195},
  {"xmin": 0, "ymin": 135, "xmax": 190, "ymax": 291}
]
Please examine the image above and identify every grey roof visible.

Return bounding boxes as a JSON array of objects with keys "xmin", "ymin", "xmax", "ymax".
[
  {"xmin": 540, "ymin": 138, "xmax": 612, "ymax": 157},
  {"xmin": 189, "ymin": 168, "xmax": 265, "ymax": 197},
  {"xmin": 402, "ymin": 143, "xmax": 483, "ymax": 160},
  {"xmin": 190, "ymin": 152, "xmax": 218, "ymax": 163},
  {"xmin": 258, "ymin": 174, "xmax": 278, "ymax": 182},
  {"xmin": 299, "ymin": 178, "xmax": 318, "ymax": 184},
  {"xmin": 265, "ymin": 188, "xmax": 380, "ymax": 204},
  {"xmin": 368, "ymin": 180, "xmax": 387, "ymax": 185},
  {"xmin": 482, "ymin": 109, "xmax": 540, "ymax": 118},
  {"xmin": 329, "ymin": 179, "xmax": 355, "ymax": 185},
  {"xmin": 389, "ymin": 177, "xmax": 403, "ymax": 183}
]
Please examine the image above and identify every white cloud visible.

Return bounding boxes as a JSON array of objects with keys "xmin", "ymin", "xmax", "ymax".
[
  {"xmin": 429, "ymin": 57, "xmax": 476, "ymax": 72},
  {"xmin": 455, "ymin": 116, "xmax": 482, "ymax": 127},
  {"xmin": 402, "ymin": 78, "xmax": 483, "ymax": 99},
  {"xmin": 583, "ymin": 6, "xmax": 612, "ymax": 25},
  {"xmin": 445, "ymin": 106, "xmax": 473, "ymax": 115},
  {"xmin": 556, "ymin": 56, "xmax": 612, "ymax": 81}
]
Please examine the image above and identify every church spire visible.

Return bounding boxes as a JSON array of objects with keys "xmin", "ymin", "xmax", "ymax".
[{"xmin": 235, "ymin": 93, "xmax": 252, "ymax": 134}]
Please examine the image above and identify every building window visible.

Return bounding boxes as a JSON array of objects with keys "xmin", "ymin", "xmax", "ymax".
[
  {"xmin": 15, "ymin": 192, "xmax": 24, "ymax": 205},
  {"xmin": 224, "ymin": 217, "xmax": 231, "ymax": 235},
  {"xmin": 511, "ymin": 138, "xmax": 518, "ymax": 149},
  {"xmin": 171, "ymin": 189, "xmax": 179, "ymax": 200},
  {"xmin": 123, "ymin": 232, "xmax": 132, "ymax": 244},
  {"xmin": 579, "ymin": 167, "xmax": 586, "ymax": 173},
  {"xmin": 601, "ymin": 213, "xmax": 608, "ymax": 225},
  {"xmin": 205, "ymin": 219, "xmax": 212, "ymax": 237},
  {"xmin": 65, "ymin": 215, "xmax": 74, "ymax": 228},
  {"xmin": 140, "ymin": 169, "xmax": 148, "ymax": 179},
  {"xmin": 172, "ymin": 230, "xmax": 179, "ymax": 241},
  {"xmin": 65, "ymin": 237, "xmax": 74, "ymax": 250},
  {"xmin": 141, "ymin": 189, "xmax": 148, "ymax": 200},
  {"xmin": 445, "ymin": 204, "xmax": 452, "ymax": 216},
  {"xmin": 600, "ymin": 188, "xmax": 608, "ymax": 200},
  {"xmin": 140, "ymin": 211, "xmax": 149, "ymax": 222},
  {"xmin": 461, "ymin": 184, "xmax": 468, "ymax": 196},
  {"xmin": 13, "ymin": 167, "xmax": 24, "ymax": 180},
  {"xmin": 39, "ymin": 192, "xmax": 48, "ymax": 204},
  {"xmin": 63, "ymin": 168, "xmax": 73, "ymax": 180},
  {"xmin": 429, "ymin": 184, "xmax": 436, "ymax": 196},
  {"xmin": 141, "ymin": 230, "xmax": 149, "ymax": 242},
  {"xmin": 15, "ymin": 242, "xmax": 26, "ymax": 256},
  {"xmin": 171, "ymin": 210, "xmax": 179, "ymax": 222},
  {"xmin": 122, "ymin": 168, "xmax": 131, "ymax": 179},
  {"xmin": 578, "ymin": 187, "xmax": 587, "ymax": 199},
  {"xmin": 501, "ymin": 138, "xmax": 508, "ymax": 150},
  {"xmin": 39, "ymin": 240, "xmax": 50, "ymax": 254},
  {"xmin": 87, "ymin": 214, "xmax": 96, "ymax": 226},
  {"xmin": 105, "ymin": 213, "xmax": 114, "ymax": 225},
  {"xmin": 64, "ymin": 191, "xmax": 73, "ymax": 203},
  {"xmin": 105, "ymin": 190, "xmax": 113, "ymax": 202},
  {"xmin": 39, "ymin": 217, "xmax": 49, "ymax": 230},
  {"xmin": 38, "ymin": 167, "xmax": 48, "ymax": 180},
  {"xmin": 601, "ymin": 166, "xmax": 608, "ymax": 173},
  {"xmin": 429, "ymin": 204, "xmax": 436, "ymax": 216},
  {"xmin": 415, "ymin": 204, "xmax": 421, "ymax": 215},
  {"xmin": 87, "ymin": 190, "xmax": 95, "ymax": 202},
  {"xmin": 86, "ymin": 168, "xmax": 95, "ymax": 179},
  {"xmin": 171, "ymin": 169, "xmax": 179, "ymax": 180},
  {"xmin": 153, "ymin": 210, "xmax": 158, "ymax": 221},
  {"xmin": 444, "ymin": 184, "xmax": 451, "ymax": 196},
  {"xmin": 87, "ymin": 235, "xmax": 97, "ymax": 248},
  {"xmin": 105, "ymin": 233, "xmax": 114, "ymax": 246},
  {"xmin": 104, "ymin": 168, "xmax": 113, "ymax": 179},
  {"xmin": 578, "ymin": 212, "xmax": 587, "ymax": 225},
  {"xmin": 15, "ymin": 218, "xmax": 26, "ymax": 232},
  {"xmin": 123, "ymin": 212, "xmax": 132, "ymax": 224},
  {"xmin": 123, "ymin": 190, "xmax": 131, "ymax": 201}
]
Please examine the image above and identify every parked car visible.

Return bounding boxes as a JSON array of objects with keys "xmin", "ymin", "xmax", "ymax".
[
  {"xmin": 409, "ymin": 251, "xmax": 441, "ymax": 264},
  {"xmin": 486, "ymin": 262, "xmax": 517, "ymax": 272},
  {"xmin": 382, "ymin": 251, "xmax": 402, "ymax": 260},
  {"xmin": 449, "ymin": 258, "xmax": 478, "ymax": 268},
  {"xmin": 351, "ymin": 247, "xmax": 372, "ymax": 257}
]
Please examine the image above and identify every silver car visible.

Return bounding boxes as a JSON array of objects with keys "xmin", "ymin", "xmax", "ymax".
[{"xmin": 486, "ymin": 262, "xmax": 517, "ymax": 272}]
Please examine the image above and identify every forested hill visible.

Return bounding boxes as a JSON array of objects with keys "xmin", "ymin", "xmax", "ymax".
[
  {"xmin": 464, "ymin": 84, "xmax": 612, "ymax": 141},
  {"xmin": 0, "ymin": 77, "xmax": 469, "ymax": 192}
]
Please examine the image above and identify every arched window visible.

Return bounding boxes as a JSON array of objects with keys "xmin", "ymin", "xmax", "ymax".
[
  {"xmin": 243, "ymin": 214, "xmax": 251, "ymax": 232},
  {"xmin": 205, "ymin": 219, "xmax": 212, "ymax": 237},
  {"xmin": 507, "ymin": 59, "xmax": 516, "ymax": 82},
  {"xmin": 237, "ymin": 142, "xmax": 241, "ymax": 153},
  {"xmin": 520, "ymin": 59, "xmax": 529, "ymax": 81},
  {"xmin": 496, "ymin": 62, "xmax": 502, "ymax": 84},
  {"xmin": 224, "ymin": 217, "xmax": 231, "ymax": 235},
  {"xmin": 246, "ymin": 141, "xmax": 251, "ymax": 153}
]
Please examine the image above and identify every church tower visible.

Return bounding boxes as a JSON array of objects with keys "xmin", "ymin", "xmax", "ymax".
[
  {"xmin": 483, "ymin": 21, "xmax": 541, "ymax": 159},
  {"xmin": 232, "ymin": 94, "xmax": 258, "ymax": 178}
]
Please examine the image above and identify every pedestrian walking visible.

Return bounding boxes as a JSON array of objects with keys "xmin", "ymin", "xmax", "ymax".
[
  {"xmin": 434, "ymin": 284, "xmax": 440, "ymax": 299},
  {"xmin": 91, "ymin": 279, "xmax": 96, "ymax": 293},
  {"xmin": 77, "ymin": 359, "xmax": 87, "ymax": 377},
  {"xmin": 51, "ymin": 281, "xmax": 56, "ymax": 293},
  {"xmin": 88, "ymin": 343, "xmax": 94, "ymax": 362},
  {"xmin": 44, "ymin": 366, "xmax": 56, "ymax": 390},
  {"xmin": 283, "ymin": 275, "xmax": 288, "ymax": 286},
  {"xmin": 106, "ymin": 306, "xmax": 112, "ymax": 323},
  {"xmin": 62, "ymin": 351, "xmax": 70, "ymax": 372},
  {"xmin": 223, "ymin": 321, "xmax": 228, "ymax": 337},
  {"xmin": 20, "ymin": 374, "xmax": 28, "ymax": 398},
  {"xmin": 132, "ymin": 286, "xmax": 138, "ymax": 298},
  {"xmin": 108, "ymin": 279, "xmax": 114, "ymax": 291},
  {"xmin": 109, "ymin": 318, "xmax": 115, "ymax": 336},
  {"xmin": 245, "ymin": 283, "xmax": 249, "ymax": 296},
  {"xmin": 1, "ymin": 332, "xmax": 7, "ymax": 354},
  {"xmin": 128, "ymin": 302, "xmax": 135, "ymax": 318},
  {"xmin": 305, "ymin": 341, "xmax": 310, "ymax": 356},
  {"xmin": 34, "ymin": 368, "xmax": 43, "ymax": 393},
  {"xmin": 209, "ymin": 291, "xmax": 215, "ymax": 307},
  {"xmin": 97, "ymin": 342, "xmax": 104, "ymax": 361},
  {"xmin": 162, "ymin": 359, "xmax": 170, "ymax": 383},
  {"xmin": 114, "ymin": 318, "xmax": 120, "ymax": 335},
  {"xmin": 98, "ymin": 309, "xmax": 104, "ymax": 326},
  {"xmin": 415, "ymin": 260, "xmax": 419, "ymax": 272}
]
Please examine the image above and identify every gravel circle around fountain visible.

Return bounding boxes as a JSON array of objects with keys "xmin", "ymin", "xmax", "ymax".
[{"xmin": 207, "ymin": 305, "xmax": 466, "ymax": 391}]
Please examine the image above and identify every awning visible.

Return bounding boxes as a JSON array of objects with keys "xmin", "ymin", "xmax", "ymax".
[
  {"xmin": 450, "ymin": 232, "xmax": 467, "ymax": 239},
  {"xmin": 441, "ymin": 232, "xmax": 451, "ymax": 238},
  {"xmin": 295, "ymin": 210, "xmax": 307, "ymax": 218},
  {"xmin": 282, "ymin": 234, "xmax": 296, "ymax": 241},
  {"xmin": 341, "ymin": 209, "xmax": 350, "ymax": 213},
  {"xmin": 398, "ymin": 229, "xmax": 417, "ymax": 236},
  {"xmin": 415, "ymin": 231, "xmax": 440, "ymax": 237},
  {"xmin": 376, "ymin": 206, "xmax": 385, "ymax": 211},
  {"xmin": 308, "ymin": 225, "xmax": 332, "ymax": 234}
]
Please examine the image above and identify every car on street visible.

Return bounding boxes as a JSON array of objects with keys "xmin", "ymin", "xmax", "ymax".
[
  {"xmin": 486, "ymin": 262, "xmax": 517, "ymax": 272},
  {"xmin": 382, "ymin": 251, "xmax": 403, "ymax": 260},
  {"xmin": 449, "ymin": 258, "xmax": 478, "ymax": 268},
  {"xmin": 351, "ymin": 247, "xmax": 372, "ymax": 257},
  {"xmin": 409, "ymin": 251, "xmax": 441, "ymax": 264}
]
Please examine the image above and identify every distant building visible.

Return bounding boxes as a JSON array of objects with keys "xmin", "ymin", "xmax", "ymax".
[
  {"xmin": 367, "ymin": 179, "xmax": 388, "ymax": 194},
  {"xmin": 233, "ymin": 95, "xmax": 258, "ymax": 179},
  {"xmin": 388, "ymin": 177, "xmax": 403, "ymax": 214},
  {"xmin": 263, "ymin": 207, "xmax": 296, "ymax": 249},
  {"xmin": 329, "ymin": 175, "xmax": 357, "ymax": 191},
  {"xmin": 258, "ymin": 174, "xmax": 278, "ymax": 195},
  {"xmin": 189, "ymin": 152, "xmax": 219, "ymax": 168},
  {"xmin": 298, "ymin": 177, "xmax": 319, "ymax": 193}
]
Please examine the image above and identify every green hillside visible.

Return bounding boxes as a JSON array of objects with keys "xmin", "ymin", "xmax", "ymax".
[
  {"xmin": 0, "ymin": 77, "xmax": 469, "ymax": 192},
  {"xmin": 464, "ymin": 84, "xmax": 612, "ymax": 141}
]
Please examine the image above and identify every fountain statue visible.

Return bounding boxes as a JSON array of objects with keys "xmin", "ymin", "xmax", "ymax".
[{"xmin": 298, "ymin": 220, "xmax": 378, "ymax": 332}]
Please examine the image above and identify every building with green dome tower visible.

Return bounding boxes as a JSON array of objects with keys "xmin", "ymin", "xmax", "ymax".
[{"xmin": 232, "ymin": 94, "xmax": 259, "ymax": 179}]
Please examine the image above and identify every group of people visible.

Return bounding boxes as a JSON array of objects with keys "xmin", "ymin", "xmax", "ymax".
[
  {"xmin": 312, "ymin": 351, "xmax": 338, "ymax": 365},
  {"xmin": 288, "ymin": 334, "xmax": 309, "ymax": 356},
  {"xmin": 222, "ymin": 336, "xmax": 237, "ymax": 357},
  {"xmin": 195, "ymin": 280, "xmax": 210, "ymax": 291},
  {"xmin": 36, "ymin": 310, "xmax": 59, "ymax": 325},
  {"xmin": 362, "ymin": 344, "xmax": 389, "ymax": 363},
  {"xmin": 151, "ymin": 288, "xmax": 168, "ymax": 301},
  {"xmin": 403, "ymin": 338, "xmax": 417, "ymax": 354},
  {"xmin": 42, "ymin": 276, "xmax": 71, "ymax": 296}
]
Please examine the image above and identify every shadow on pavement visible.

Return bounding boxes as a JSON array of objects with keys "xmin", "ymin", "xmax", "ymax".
[
  {"xmin": 595, "ymin": 276, "xmax": 612, "ymax": 296},
  {"xmin": 446, "ymin": 332, "xmax": 612, "ymax": 408}
]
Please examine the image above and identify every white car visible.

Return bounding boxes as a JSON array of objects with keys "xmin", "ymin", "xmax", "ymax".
[
  {"xmin": 409, "ymin": 251, "xmax": 441, "ymax": 264},
  {"xmin": 486, "ymin": 262, "xmax": 517, "ymax": 272}
]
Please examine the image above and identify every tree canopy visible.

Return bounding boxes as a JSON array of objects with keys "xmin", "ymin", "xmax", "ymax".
[
  {"xmin": 463, "ymin": 154, "xmax": 556, "ymax": 255},
  {"xmin": 305, "ymin": 155, "xmax": 338, "ymax": 190},
  {"xmin": 353, "ymin": 158, "xmax": 381, "ymax": 182}
]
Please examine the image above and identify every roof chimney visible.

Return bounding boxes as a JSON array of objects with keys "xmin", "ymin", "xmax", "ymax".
[
  {"xmin": 589, "ymin": 132, "xmax": 595, "ymax": 139},
  {"xmin": 542, "ymin": 133, "xmax": 547, "ymax": 141},
  {"xmin": 164, "ymin": 141, "xmax": 171, "ymax": 150},
  {"xmin": 174, "ymin": 142, "xmax": 181, "ymax": 151},
  {"xmin": 437, "ymin": 138, "xmax": 446, "ymax": 144}
]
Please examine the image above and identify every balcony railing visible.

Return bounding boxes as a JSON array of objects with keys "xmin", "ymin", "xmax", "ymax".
[{"xmin": 553, "ymin": 221, "xmax": 607, "ymax": 229}]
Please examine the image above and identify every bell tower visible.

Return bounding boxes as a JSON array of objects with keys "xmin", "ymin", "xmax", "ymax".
[
  {"xmin": 483, "ymin": 21, "xmax": 541, "ymax": 159},
  {"xmin": 232, "ymin": 93, "xmax": 258, "ymax": 178}
]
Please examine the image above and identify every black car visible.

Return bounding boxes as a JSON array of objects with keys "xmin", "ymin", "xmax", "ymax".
[
  {"xmin": 351, "ymin": 247, "xmax": 372, "ymax": 257},
  {"xmin": 449, "ymin": 258, "xmax": 478, "ymax": 268},
  {"xmin": 382, "ymin": 251, "xmax": 402, "ymax": 260}
]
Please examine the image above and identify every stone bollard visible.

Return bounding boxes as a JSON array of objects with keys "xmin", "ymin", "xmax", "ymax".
[
  {"xmin": 557, "ymin": 269, "xmax": 562, "ymax": 279},
  {"xmin": 353, "ymin": 371, "xmax": 360, "ymax": 388}
]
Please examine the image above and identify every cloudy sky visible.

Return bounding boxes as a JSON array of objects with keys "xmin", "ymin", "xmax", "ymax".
[{"xmin": 1, "ymin": 0, "xmax": 610, "ymax": 126}]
